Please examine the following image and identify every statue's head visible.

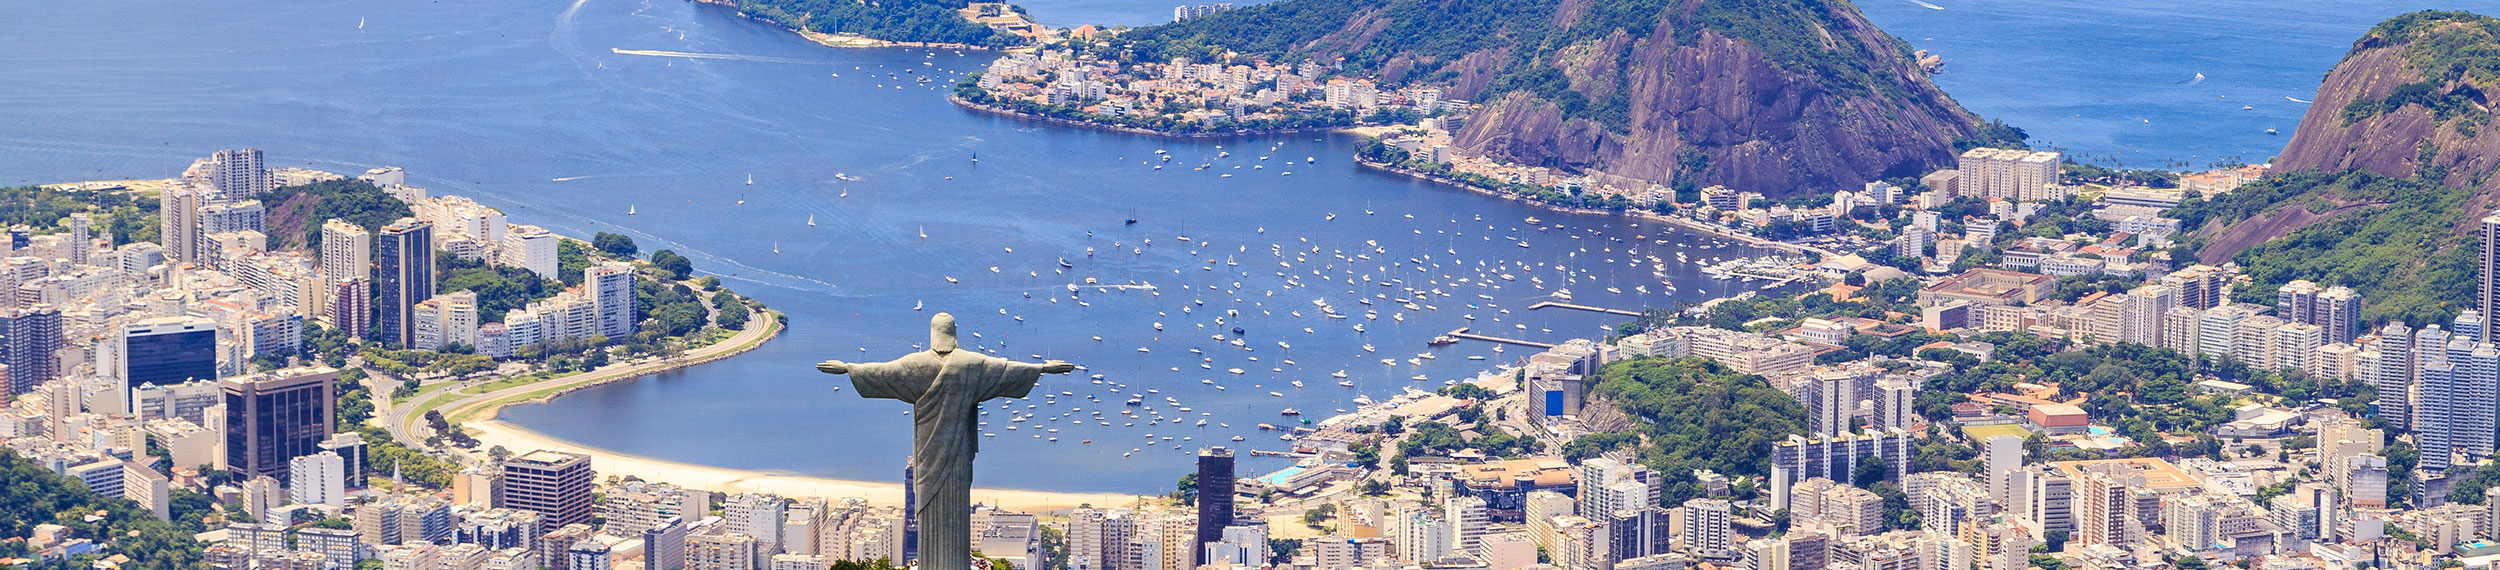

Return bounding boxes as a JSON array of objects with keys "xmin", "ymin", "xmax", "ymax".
[{"xmin": 929, "ymin": 312, "xmax": 958, "ymax": 354}]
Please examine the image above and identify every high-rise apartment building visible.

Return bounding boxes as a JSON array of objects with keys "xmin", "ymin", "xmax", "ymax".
[
  {"xmin": 727, "ymin": 493, "xmax": 788, "ymax": 556},
  {"xmin": 500, "ymin": 450, "xmax": 595, "ymax": 528},
  {"xmin": 321, "ymin": 219, "xmax": 372, "ymax": 283},
  {"xmin": 330, "ymin": 277, "xmax": 372, "ymax": 339},
  {"xmin": 66, "ymin": 213, "xmax": 91, "ymax": 266},
  {"xmin": 2, "ymin": 305, "xmax": 62, "ymax": 396},
  {"xmin": 207, "ymin": 148, "xmax": 270, "ymax": 200},
  {"xmin": 159, "ymin": 187, "xmax": 203, "ymax": 263},
  {"xmin": 377, "ymin": 218, "xmax": 435, "ymax": 347},
  {"xmin": 222, "ymin": 367, "xmax": 338, "ymax": 481},
  {"xmin": 2162, "ymin": 265, "xmax": 2230, "ymax": 310},
  {"xmin": 587, "ymin": 261, "xmax": 636, "ymax": 338},
  {"xmin": 2482, "ymin": 210, "xmax": 2500, "ymax": 340},
  {"xmin": 1680, "ymin": 498, "xmax": 1732, "ymax": 559}
]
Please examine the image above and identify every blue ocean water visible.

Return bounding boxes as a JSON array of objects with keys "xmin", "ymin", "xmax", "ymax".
[{"xmin": 1853, "ymin": 0, "xmax": 2482, "ymax": 168}]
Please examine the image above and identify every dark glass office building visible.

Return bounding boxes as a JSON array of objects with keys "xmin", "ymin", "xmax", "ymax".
[
  {"xmin": 1195, "ymin": 446, "xmax": 1236, "ymax": 565},
  {"xmin": 223, "ymin": 367, "xmax": 338, "ymax": 481},
  {"xmin": 376, "ymin": 218, "xmax": 434, "ymax": 348},
  {"xmin": 122, "ymin": 317, "xmax": 218, "ymax": 388}
]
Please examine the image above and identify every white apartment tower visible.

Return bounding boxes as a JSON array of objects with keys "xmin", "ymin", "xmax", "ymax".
[
  {"xmin": 1680, "ymin": 498, "xmax": 1731, "ymax": 559},
  {"xmin": 321, "ymin": 219, "xmax": 372, "ymax": 283},
  {"xmin": 588, "ymin": 261, "xmax": 636, "ymax": 338},
  {"xmin": 207, "ymin": 148, "xmax": 269, "ymax": 200}
]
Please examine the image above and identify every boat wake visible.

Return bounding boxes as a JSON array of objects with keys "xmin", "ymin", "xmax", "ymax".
[
  {"xmin": 610, "ymin": 48, "xmax": 828, "ymax": 65},
  {"xmin": 2184, "ymin": 72, "xmax": 2205, "ymax": 85},
  {"xmin": 2285, "ymin": 96, "xmax": 2311, "ymax": 103},
  {"xmin": 1907, "ymin": 0, "xmax": 1943, "ymax": 10}
]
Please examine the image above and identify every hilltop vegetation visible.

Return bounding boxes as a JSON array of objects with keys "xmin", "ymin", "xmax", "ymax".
[
  {"xmin": 2173, "ymin": 170, "xmax": 2477, "ymax": 327},
  {"xmin": 1590, "ymin": 357, "xmax": 1803, "ymax": 484},
  {"xmin": 732, "ymin": 0, "xmax": 1017, "ymax": 47},
  {"xmin": 257, "ymin": 178, "xmax": 413, "ymax": 251},
  {"xmin": 2336, "ymin": 11, "xmax": 2500, "ymax": 128}
]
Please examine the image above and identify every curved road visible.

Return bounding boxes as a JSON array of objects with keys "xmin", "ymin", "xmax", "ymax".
[{"xmin": 381, "ymin": 309, "xmax": 783, "ymax": 447}]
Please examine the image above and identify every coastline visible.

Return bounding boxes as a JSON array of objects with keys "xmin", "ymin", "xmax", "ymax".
[
  {"xmin": 693, "ymin": 0, "xmax": 1005, "ymax": 52},
  {"xmin": 1349, "ymin": 157, "xmax": 1826, "ymax": 257},
  {"xmin": 426, "ymin": 309, "xmax": 1156, "ymax": 507},
  {"xmin": 463, "ymin": 419, "xmax": 1148, "ymax": 511},
  {"xmin": 951, "ymin": 95, "xmax": 1363, "ymax": 139},
  {"xmin": 438, "ymin": 309, "xmax": 786, "ymax": 426},
  {"xmin": 955, "ymin": 95, "xmax": 1818, "ymax": 257}
]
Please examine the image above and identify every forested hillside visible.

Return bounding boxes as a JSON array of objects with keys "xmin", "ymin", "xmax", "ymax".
[{"xmin": 1110, "ymin": 0, "xmax": 1987, "ymax": 196}]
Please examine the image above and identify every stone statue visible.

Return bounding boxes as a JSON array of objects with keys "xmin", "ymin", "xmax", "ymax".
[{"xmin": 817, "ymin": 312, "xmax": 1075, "ymax": 570}]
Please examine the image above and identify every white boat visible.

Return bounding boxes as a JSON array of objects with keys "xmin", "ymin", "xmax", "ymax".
[
  {"xmin": 747, "ymin": 174, "xmax": 754, "ymax": 185},
  {"xmin": 628, "ymin": 205, "xmax": 637, "ymax": 215},
  {"xmin": 808, "ymin": 215, "xmax": 816, "ymax": 227}
]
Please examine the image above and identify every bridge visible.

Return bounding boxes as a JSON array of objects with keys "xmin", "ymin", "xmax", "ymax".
[
  {"xmin": 1442, "ymin": 327, "xmax": 1557, "ymax": 349},
  {"xmin": 1526, "ymin": 301, "xmax": 1645, "ymax": 317}
]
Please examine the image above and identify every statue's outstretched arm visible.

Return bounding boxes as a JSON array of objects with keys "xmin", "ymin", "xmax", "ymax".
[{"xmin": 1027, "ymin": 359, "xmax": 1077, "ymax": 374}]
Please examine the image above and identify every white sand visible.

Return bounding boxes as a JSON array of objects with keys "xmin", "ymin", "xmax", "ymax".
[{"xmin": 466, "ymin": 420, "xmax": 1150, "ymax": 512}]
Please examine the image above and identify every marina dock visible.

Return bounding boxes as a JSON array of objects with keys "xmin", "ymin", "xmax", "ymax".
[
  {"xmin": 1443, "ymin": 327, "xmax": 1558, "ymax": 349},
  {"xmin": 1526, "ymin": 301, "xmax": 1644, "ymax": 317}
]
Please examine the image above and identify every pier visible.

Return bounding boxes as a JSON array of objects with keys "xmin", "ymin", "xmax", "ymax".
[
  {"xmin": 1443, "ymin": 327, "xmax": 1558, "ymax": 349},
  {"xmin": 1526, "ymin": 301, "xmax": 1645, "ymax": 317}
]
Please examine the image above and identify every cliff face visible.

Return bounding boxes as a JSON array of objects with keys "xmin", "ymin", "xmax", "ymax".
[
  {"xmin": 2276, "ymin": 11, "xmax": 2500, "ymax": 198},
  {"xmin": 1120, "ymin": 0, "xmax": 1984, "ymax": 197},
  {"xmin": 1452, "ymin": 4, "xmax": 1978, "ymax": 195}
]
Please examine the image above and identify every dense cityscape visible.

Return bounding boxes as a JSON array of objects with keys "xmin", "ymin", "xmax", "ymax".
[{"xmin": 4, "ymin": 1, "xmax": 2497, "ymax": 570}]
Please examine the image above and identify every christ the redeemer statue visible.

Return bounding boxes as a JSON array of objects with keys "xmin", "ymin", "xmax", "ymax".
[{"xmin": 816, "ymin": 312, "xmax": 1075, "ymax": 570}]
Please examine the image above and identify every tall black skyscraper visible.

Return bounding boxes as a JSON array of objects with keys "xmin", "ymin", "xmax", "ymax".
[
  {"xmin": 375, "ymin": 218, "xmax": 434, "ymax": 348},
  {"xmin": 2, "ymin": 306, "xmax": 63, "ymax": 396},
  {"xmin": 222, "ymin": 367, "xmax": 338, "ymax": 481},
  {"xmin": 1195, "ymin": 447, "xmax": 1236, "ymax": 565}
]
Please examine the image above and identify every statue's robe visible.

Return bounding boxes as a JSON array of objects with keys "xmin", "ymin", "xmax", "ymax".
[{"xmin": 847, "ymin": 350, "xmax": 1046, "ymax": 570}]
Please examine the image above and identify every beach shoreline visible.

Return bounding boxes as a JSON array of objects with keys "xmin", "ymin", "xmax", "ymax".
[
  {"xmin": 465, "ymin": 419, "xmax": 1150, "ymax": 511},
  {"xmin": 432, "ymin": 308, "xmax": 1154, "ymax": 508}
]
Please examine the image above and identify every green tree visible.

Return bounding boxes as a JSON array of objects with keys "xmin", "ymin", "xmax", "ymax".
[
  {"xmin": 650, "ymin": 249, "xmax": 694, "ymax": 277},
  {"xmin": 593, "ymin": 232, "xmax": 638, "ymax": 258}
]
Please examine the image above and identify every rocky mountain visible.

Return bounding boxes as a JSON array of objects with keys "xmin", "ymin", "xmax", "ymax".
[
  {"xmin": 2175, "ymin": 10, "xmax": 2498, "ymax": 325},
  {"xmin": 2275, "ymin": 10, "xmax": 2500, "ymax": 198},
  {"xmin": 1115, "ymin": 0, "xmax": 1999, "ymax": 196}
]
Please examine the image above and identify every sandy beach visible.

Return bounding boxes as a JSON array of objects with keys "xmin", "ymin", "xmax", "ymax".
[{"xmin": 465, "ymin": 420, "xmax": 1151, "ymax": 512}]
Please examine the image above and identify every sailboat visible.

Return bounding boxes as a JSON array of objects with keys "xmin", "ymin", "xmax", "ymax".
[
  {"xmin": 914, "ymin": 300, "xmax": 924, "ymax": 311},
  {"xmin": 919, "ymin": 226, "xmax": 928, "ymax": 239},
  {"xmin": 1125, "ymin": 207, "xmax": 1138, "ymax": 225},
  {"xmin": 358, "ymin": 17, "xmax": 366, "ymax": 30},
  {"xmin": 772, "ymin": 243, "xmax": 780, "ymax": 254},
  {"xmin": 807, "ymin": 214, "xmax": 816, "ymax": 227},
  {"xmin": 746, "ymin": 173, "xmax": 754, "ymax": 185},
  {"xmin": 628, "ymin": 205, "xmax": 637, "ymax": 215}
]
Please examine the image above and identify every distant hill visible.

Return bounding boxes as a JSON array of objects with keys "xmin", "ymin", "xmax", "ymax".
[
  {"xmin": 2276, "ymin": 11, "xmax": 2500, "ymax": 196},
  {"xmin": 2178, "ymin": 10, "xmax": 2499, "ymax": 326},
  {"xmin": 720, "ymin": 0, "xmax": 1017, "ymax": 48},
  {"xmin": 1114, "ymin": 0, "xmax": 2001, "ymax": 196}
]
